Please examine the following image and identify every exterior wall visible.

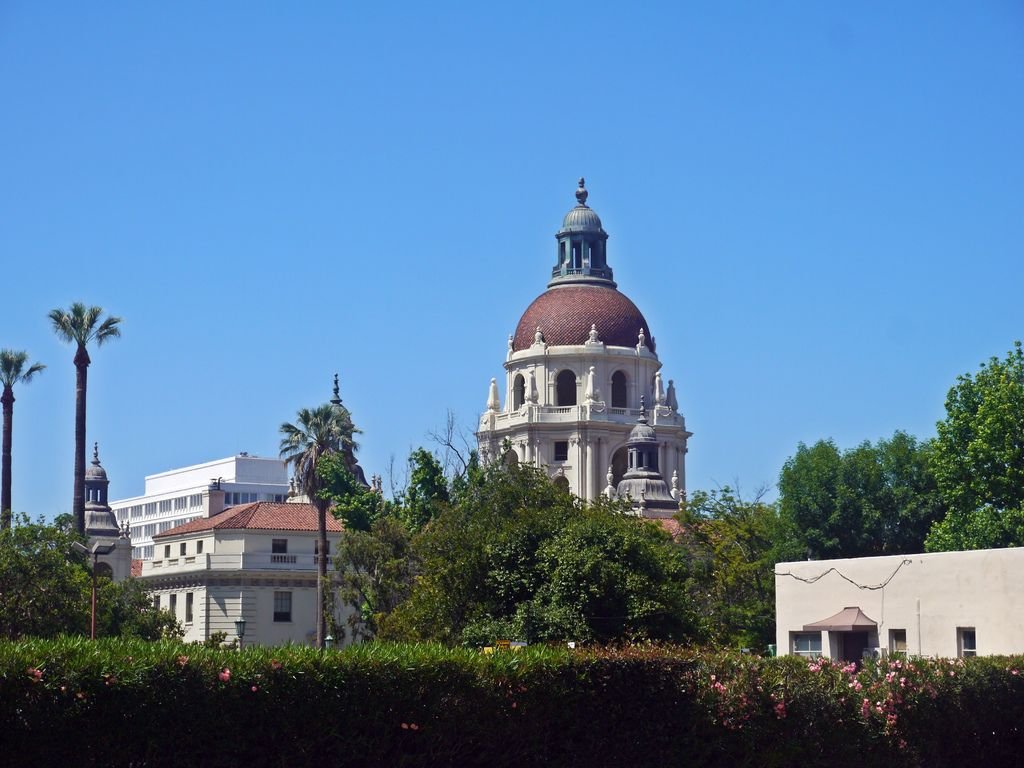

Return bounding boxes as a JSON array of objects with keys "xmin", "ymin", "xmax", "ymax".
[
  {"xmin": 478, "ymin": 340, "xmax": 689, "ymax": 502},
  {"xmin": 775, "ymin": 547, "xmax": 1024, "ymax": 659},
  {"xmin": 110, "ymin": 455, "xmax": 290, "ymax": 560},
  {"xmin": 142, "ymin": 527, "xmax": 347, "ymax": 647}
]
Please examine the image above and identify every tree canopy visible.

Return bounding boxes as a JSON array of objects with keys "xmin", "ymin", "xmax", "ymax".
[
  {"xmin": 0, "ymin": 516, "xmax": 179, "ymax": 640},
  {"xmin": 778, "ymin": 431, "xmax": 944, "ymax": 559},
  {"xmin": 380, "ymin": 459, "xmax": 702, "ymax": 646},
  {"xmin": 926, "ymin": 342, "xmax": 1024, "ymax": 551}
]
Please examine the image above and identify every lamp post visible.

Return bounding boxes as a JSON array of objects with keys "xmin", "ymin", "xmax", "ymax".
[
  {"xmin": 234, "ymin": 616, "xmax": 247, "ymax": 650},
  {"xmin": 324, "ymin": 634, "xmax": 334, "ymax": 650},
  {"xmin": 72, "ymin": 540, "xmax": 116, "ymax": 640}
]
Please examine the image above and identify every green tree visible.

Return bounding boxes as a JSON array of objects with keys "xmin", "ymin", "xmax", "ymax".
[
  {"xmin": 0, "ymin": 350, "xmax": 45, "ymax": 528},
  {"xmin": 926, "ymin": 342, "xmax": 1024, "ymax": 551},
  {"xmin": 779, "ymin": 431, "xmax": 944, "ymax": 559},
  {"xmin": 398, "ymin": 448, "xmax": 449, "ymax": 532},
  {"xmin": 48, "ymin": 303, "xmax": 121, "ymax": 534},
  {"xmin": 680, "ymin": 487, "xmax": 800, "ymax": 649},
  {"xmin": 0, "ymin": 516, "xmax": 178, "ymax": 639},
  {"xmin": 384, "ymin": 460, "xmax": 701, "ymax": 646},
  {"xmin": 279, "ymin": 402, "xmax": 359, "ymax": 647},
  {"xmin": 318, "ymin": 451, "xmax": 392, "ymax": 532},
  {"xmin": 335, "ymin": 516, "xmax": 416, "ymax": 642}
]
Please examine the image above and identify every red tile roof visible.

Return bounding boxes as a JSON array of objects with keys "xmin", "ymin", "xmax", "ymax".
[
  {"xmin": 130, "ymin": 558, "xmax": 144, "ymax": 577},
  {"xmin": 153, "ymin": 502, "xmax": 343, "ymax": 539},
  {"xmin": 513, "ymin": 284, "xmax": 654, "ymax": 352}
]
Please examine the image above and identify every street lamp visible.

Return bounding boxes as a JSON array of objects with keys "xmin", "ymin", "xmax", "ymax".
[
  {"xmin": 324, "ymin": 634, "xmax": 334, "ymax": 650},
  {"xmin": 234, "ymin": 616, "xmax": 247, "ymax": 650},
  {"xmin": 72, "ymin": 540, "xmax": 117, "ymax": 640}
]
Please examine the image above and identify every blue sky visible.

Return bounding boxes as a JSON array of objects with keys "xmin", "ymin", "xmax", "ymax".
[{"xmin": 2, "ymin": 2, "xmax": 1022, "ymax": 517}]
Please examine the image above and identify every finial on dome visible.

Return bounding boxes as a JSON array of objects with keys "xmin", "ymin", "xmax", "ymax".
[
  {"xmin": 330, "ymin": 373, "xmax": 342, "ymax": 406},
  {"xmin": 92, "ymin": 442, "xmax": 100, "ymax": 465},
  {"xmin": 637, "ymin": 328, "xmax": 647, "ymax": 350},
  {"xmin": 588, "ymin": 324, "xmax": 599, "ymax": 343},
  {"xmin": 575, "ymin": 177, "xmax": 588, "ymax": 206},
  {"xmin": 534, "ymin": 326, "xmax": 545, "ymax": 345},
  {"xmin": 639, "ymin": 395, "xmax": 648, "ymax": 424}
]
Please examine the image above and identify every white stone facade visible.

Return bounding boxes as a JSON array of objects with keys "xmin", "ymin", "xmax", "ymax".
[{"xmin": 479, "ymin": 337, "xmax": 690, "ymax": 502}]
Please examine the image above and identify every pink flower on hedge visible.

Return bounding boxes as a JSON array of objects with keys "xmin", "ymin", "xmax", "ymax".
[
  {"xmin": 774, "ymin": 701, "xmax": 787, "ymax": 719},
  {"xmin": 1013, "ymin": 669, "xmax": 1020, "ymax": 676},
  {"xmin": 251, "ymin": 685, "xmax": 258, "ymax": 693},
  {"xmin": 270, "ymin": 659, "xmax": 283, "ymax": 671},
  {"xmin": 861, "ymin": 698, "xmax": 871, "ymax": 717},
  {"xmin": 26, "ymin": 667, "xmax": 42, "ymax": 682},
  {"xmin": 176, "ymin": 655, "xmax": 189, "ymax": 667},
  {"xmin": 218, "ymin": 668, "xmax": 231, "ymax": 682}
]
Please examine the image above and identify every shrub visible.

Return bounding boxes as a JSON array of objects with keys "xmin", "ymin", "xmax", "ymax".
[{"xmin": 0, "ymin": 640, "xmax": 1022, "ymax": 767}]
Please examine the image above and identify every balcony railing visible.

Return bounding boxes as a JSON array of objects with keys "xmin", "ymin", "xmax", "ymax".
[
  {"xmin": 142, "ymin": 552, "xmax": 335, "ymax": 577},
  {"xmin": 485, "ymin": 404, "xmax": 684, "ymax": 428}
]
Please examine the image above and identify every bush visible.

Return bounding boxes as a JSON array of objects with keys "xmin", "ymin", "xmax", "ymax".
[{"xmin": 0, "ymin": 640, "xmax": 1022, "ymax": 767}]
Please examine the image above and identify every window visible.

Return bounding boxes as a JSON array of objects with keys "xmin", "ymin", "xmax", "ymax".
[
  {"xmin": 272, "ymin": 538, "xmax": 288, "ymax": 554},
  {"xmin": 159, "ymin": 499, "xmax": 173, "ymax": 513},
  {"xmin": 196, "ymin": 540, "xmax": 204, "ymax": 555},
  {"xmin": 554, "ymin": 441, "xmax": 569, "ymax": 462},
  {"xmin": 185, "ymin": 592, "xmax": 194, "ymax": 624},
  {"xmin": 153, "ymin": 595, "xmax": 160, "ymax": 611},
  {"xmin": 512, "ymin": 374, "xmax": 526, "ymax": 410},
  {"xmin": 273, "ymin": 591, "xmax": 292, "ymax": 622},
  {"xmin": 611, "ymin": 371, "xmax": 627, "ymax": 408},
  {"xmin": 169, "ymin": 593, "xmax": 177, "ymax": 617},
  {"xmin": 792, "ymin": 633, "xmax": 822, "ymax": 658},
  {"xmin": 180, "ymin": 542, "xmax": 187, "ymax": 556},
  {"xmin": 890, "ymin": 629, "xmax": 907, "ymax": 655},
  {"xmin": 556, "ymin": 370, "xmax": 577, "ymax": 406},
  {"xmin": 958, "ymin": 628, "xmax": 977, "ymax": 658},
  {"xmin": 164, "ymin": 545, "xmax": 171, "ymax": 559}
]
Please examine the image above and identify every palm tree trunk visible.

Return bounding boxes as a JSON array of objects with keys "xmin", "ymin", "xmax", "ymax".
[
  {"xmin": 1, "ymin": 385, "xmax": 14, "ymax": 529},
  {"xmin": 313, "ymin": 501, "xmax": 325, "ymax": 647},
  {"xmin": 316, "ymin": 499, "xmax": 328, "ymax": 648},
  {"xmin": 73, "ymin": 345, "xmax": 90, "ymax": 535}
]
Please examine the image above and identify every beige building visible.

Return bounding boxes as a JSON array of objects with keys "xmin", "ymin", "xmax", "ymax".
[
  {"xmin": 775, "ymin": 547, "xmax": 1024, "ymax": 660},
  {"xmin": 139, "ymin": 491, "xmax": 346, "ymax": 647}
]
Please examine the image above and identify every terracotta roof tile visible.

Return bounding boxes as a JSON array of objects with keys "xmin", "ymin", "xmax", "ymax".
[
  {"xmin": 130, "ymin": 558, "xmax": 144, "ymax": 577},
  {"xmin": 514, "ymin": 284, "xmax": 654, "ymax": 352},
  {"xmin": 153, "ymin": 502, "xmax": 343, "ymax": 539}
]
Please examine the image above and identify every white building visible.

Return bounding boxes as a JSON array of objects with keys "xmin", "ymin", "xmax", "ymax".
[
  {"xmin": 139, "ymin": 492, "xmax": 346, "ymax": 647},
  {"xmin": 111, "ymin": 454, "xmax": 290, "ymax": 559},
  {"xmin": 477, "ymin": 178, "xmax": 691, "ymax": 504},
  {"xmin": 775, "ymin": 547, "xmax": 1024, "ymax": 660}
]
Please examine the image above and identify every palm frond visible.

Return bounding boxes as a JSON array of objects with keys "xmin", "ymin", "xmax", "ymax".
[
  {"xmin": 49, "ymin": 303, "xmax": 122, "ymax": 347},
  {"xmin": 0, "ymin": 350, "xmax": 44, "ymax": 387}
]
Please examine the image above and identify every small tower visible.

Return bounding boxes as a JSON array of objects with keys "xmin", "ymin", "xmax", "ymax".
[
  {"xmin": 83, "ymin": 444, "xmax": 133, "ymax": 581},
  {"xmin": 549, "ymin": 178, "xmax": 615, "ymax": 287},
  {"xmin": 615, "ymin": 399, "xmax": 679, "ymax": 519}
]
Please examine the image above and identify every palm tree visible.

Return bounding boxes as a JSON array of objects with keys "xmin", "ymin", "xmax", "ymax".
[
  {"xmin": 0, "ymin": 350, "xmax": 45, "ymax": 529},
  {"xmin": 279, "ymin": 403, "xmax": 359, "ymax": 647},
  {"xmin": 48, "ymin": 304, "xmax": 121, "ymax": 534}
]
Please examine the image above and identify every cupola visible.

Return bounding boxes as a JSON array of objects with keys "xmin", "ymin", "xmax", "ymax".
[{"xmin": 550, "ymin": 178, "xmax": 614, "ymax": 287}]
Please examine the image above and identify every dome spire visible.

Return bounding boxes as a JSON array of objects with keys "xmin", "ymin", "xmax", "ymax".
[{"xmin": 575, "ymin": 177, "xmax": 588, "ymax": 206}]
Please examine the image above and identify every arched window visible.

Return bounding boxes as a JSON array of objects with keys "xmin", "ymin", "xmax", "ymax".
[
  {"xmin": 553, "ymin": 475, "xmax": 570, "ymax": 493},
  {"xmin": 556, "ymin": 370, "xmax": 577, "ymax": 406},
  {"xmin": 502, "ymin": 449, "xmax": 519, "ymax": 467},
  {"xmin": 512, "ymin": 374, "xmax": 526, "ymax": 410},
  {"xmin": 611, "ymin": 371, "xmax": 627, "ymax": 408},
  {"xmin": 611, "ymin": 446, "xmax": 628, "ymax": 486}
]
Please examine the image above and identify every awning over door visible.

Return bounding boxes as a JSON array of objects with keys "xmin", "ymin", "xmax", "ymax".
[{"xmin": 802, "ymin": 606, "xmax": 877, "ymax": 632}]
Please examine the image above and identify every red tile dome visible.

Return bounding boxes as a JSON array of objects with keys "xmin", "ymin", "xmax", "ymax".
[{"xmin": 513, "ymin": 284, "xmax": 654, "ymax": 352}]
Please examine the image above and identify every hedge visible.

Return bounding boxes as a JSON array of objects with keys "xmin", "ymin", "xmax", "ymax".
[{"xmin": 1, "ymin": 639, "xmax": 1022, "ymax": 767}]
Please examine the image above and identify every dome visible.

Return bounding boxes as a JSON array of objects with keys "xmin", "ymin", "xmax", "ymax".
[
  {"xmin": 560, "ymin": 205, "xmax": 604, "ymax": 233},
  {"xmin": 628, "ymin": 419, "xmax": 657, "ymax": 444},
  {"xmin": 513, "ymin": 284, "xmax": 654, "ymax": 352}
]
